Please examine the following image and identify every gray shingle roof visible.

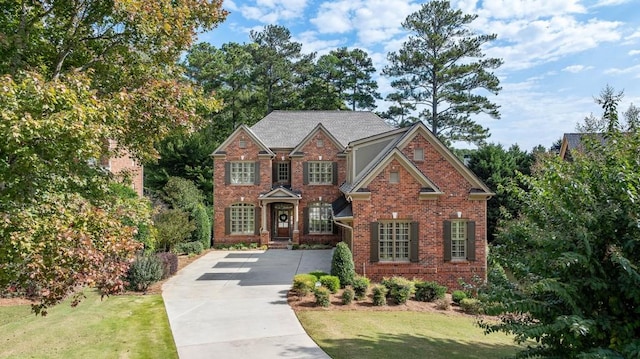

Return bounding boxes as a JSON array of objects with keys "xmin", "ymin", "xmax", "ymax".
[
  {"xmin": 564, "ymin": 133, "xmax": 606, "ymax": 151},
  {"xmin": 250, "ymin": 111, "xmax": 392, "ymax": 148}
]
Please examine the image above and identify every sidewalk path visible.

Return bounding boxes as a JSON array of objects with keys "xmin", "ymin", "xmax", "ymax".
[{"xmin": 162, "ymin": 249, "xmax": 333, "ymax": 359}]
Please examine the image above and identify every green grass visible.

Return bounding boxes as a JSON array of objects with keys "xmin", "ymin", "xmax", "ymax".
[
  {"xmin": 0, "ymin": 290, "xmax": 177, "ymax": 359},
  {"xmin": 297, "ymin": 311, "xmax": 522, "ymax": 359}
]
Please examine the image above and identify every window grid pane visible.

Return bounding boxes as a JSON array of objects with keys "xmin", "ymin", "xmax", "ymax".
[
  {"xmin": 379, "ymin": 221, "xmax": 410, "ymax": 262},
  {"xmin": 277, "ymin": 162, "xmax": 289, "ymax": 182},
  {"xmin": 309, "ymin": 203, "xmax": 333, "ymax": 233},
  {"xmin": 308, "ymin": 161, "xmax": 332, "ymax": 184},
  {"xmin": 230, "ymin": 204, "xmax": 254, "ymax": 234},
  {"xmin": 451, "ymin": 221, "xmax": 466, "ymax": 259},
  {"xmin": 230, "ymin": 162, "xmax": 255, "ymax": 184}
]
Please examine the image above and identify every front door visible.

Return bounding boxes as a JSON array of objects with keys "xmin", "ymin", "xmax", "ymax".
[{"xmin": 274, "ymin": 205, "xmax": 292, "ymax": 239}]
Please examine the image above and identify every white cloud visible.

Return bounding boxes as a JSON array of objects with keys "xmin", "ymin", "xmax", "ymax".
[
  {"xmin": 294, "ymin": 31, "xmax": 344, "ymax": 55},
  {"xmin": 238, "ymin": 0, "xmax": 308, "ymax": 23},
  {"xmin": 604, "ymin": 64, "xmax": 640, "ymax": 78},
  {"xmin": 629, "ymin": 50, "xmax": 640, "ymax": 56},
  {"xmin": 563, "ymin": 65, "xmax": 594, "ymax": 73},
  {"xmin": 592, "ymin": 0, "xmax": 633, "ymax": 7},
  {"xmin": 477, "ymin": 0, "xmax": 585, "ymax": 20}
]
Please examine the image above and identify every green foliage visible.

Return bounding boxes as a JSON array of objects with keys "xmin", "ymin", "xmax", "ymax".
[
  {"xmin": 156, "ymin": 252, "xmax": 178, "ymax": 280},
  {"xmin": 191, "ymin": 204, "xmax": 211, "ymax": 249},
  {"xmin": 352, "ymin": 276, "xmax": 370, "ymax": 300},
  {"xmin": 162, "ymin": 177, "xmax": 205, "ymax": 211},
  {"xmin": 319, "ymin": 275, "xmax": 340, "ymax": 294},
  {"xmin": 341, "ymin": 287, "xmax": 355, "ymax": 305},
  {"xmin": 459, "ymin": 298, "xmax": 482, "ymax": 315},
  {"xmin": 331, "ymin": 242, "xmax": 356, "ymax": 287},
  {"xmin": 481, "ymin": 109, "xmax": 640, "ymax": 357},
  {"xmin": 451, "ymin": 290, "xmax": 467, "ymax": 305},
  {"xmin": 381, "ymin": 277, "xmax": 415, "ymax": 305},
  {"xmin": 314, "ymin": 287, "xmax": 331, "ymax": 308},
  {"xmin": 126, "ymin": 255, "xmax": 164, "ymax": 292},
  {"xmin": 293, "ymin": 274, "xmax": 317, "ymax": 296},
  {"xmin": 414, "ymin": 281, "xmax": 447, "ymax": 302},
  {"xmin": 308, "ymin": 271, "xmax": 330, "ymax": 280},
  {"xmin": 154, "ymin": 209, "xmax": 196, "ymax": 253},
  {"xmin": 371, "ymin": 285, "xmax": 387, "ymax": 306},
  {"xmin": 382, "ymin": 0, "xmax": 502, "ymax": 145},
  {"xmin": 467, "ymin": 143, "xmax": 535, "ymax": 242},
  {"xmin": 173, "ymin": 241, "xmax": 204, "ymax": 255}
]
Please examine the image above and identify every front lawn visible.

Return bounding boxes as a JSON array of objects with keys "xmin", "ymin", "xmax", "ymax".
[
  {"xmin": 297, "ymin": 311, "xmax": 522, "ymax": 359},
  {"xmin": 0, "ymin": 290, "xmax": 177, "ymax": 359}
]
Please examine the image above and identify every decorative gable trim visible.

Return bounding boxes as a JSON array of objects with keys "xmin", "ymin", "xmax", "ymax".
[
  {"xmin": 211, "ymin": 124, "xmax": 274, "ymax": 157},
  {"xmin": 258, "ymin": 186, "xmax": 302, "ymax": 200},
  {"xmin": 289, "ymin": 123, "xmax": 344, "ymax": 157},
  {"xmin": 346, "ymin": 148, "xmax": 443, "ymax": 197},
  {"xmin": 396, "ymin": 123, "xmax": 494, "ymax": 196}
]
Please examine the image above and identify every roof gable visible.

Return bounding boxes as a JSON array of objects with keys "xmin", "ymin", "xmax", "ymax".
[
  {"xmin": 250, "ymin": 111, "xmax": 392, "ymax": 149},
  {"xmin": 212, "ymin": 124, "xmax": 273, "ymax": 157},
  {"xmin": 258, "ymin": 186, "xmax": 301, "ymax": 200},
  {"xmin": 289, "ymin": 123, "xmax": 344, "ymax": 156}
]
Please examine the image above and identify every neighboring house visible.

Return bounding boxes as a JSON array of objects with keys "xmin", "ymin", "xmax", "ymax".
[
  {"xmin": 103, "ymin": 139, "xmax": 144, "ymax": 197},
  {"xmin": 559, "ymin": 133, "xmax": 606, "ymax": 160},
  {"xmin": 212, "ymin": 111, "xmax": 493, "ymax": 287}
]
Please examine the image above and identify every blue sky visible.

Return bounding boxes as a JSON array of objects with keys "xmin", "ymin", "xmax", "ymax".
[{"xmin": 198, "ymin": 0, "xmax": 640, "ymax": 150}]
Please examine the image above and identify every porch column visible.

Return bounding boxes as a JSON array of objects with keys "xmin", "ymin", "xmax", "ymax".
[
  {"xmin": 292, "ymin": 201, "xmax": 300, "ymax": 245},
  {"xmin": 261, "ymin": 200, "xmax": 267, "ymax": 231},
  {"xmin": 294, "ymin": 202, "xmax": 299, "ymax": 230}
]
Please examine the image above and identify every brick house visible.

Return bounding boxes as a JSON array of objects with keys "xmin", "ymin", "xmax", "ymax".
[
  {"xmin": 103, "ymin": 139, "xmax": 144, "ymax": 197},
  {"xmin": 212, "ymin": 111, "xmax": 493, "ymax": 286}
]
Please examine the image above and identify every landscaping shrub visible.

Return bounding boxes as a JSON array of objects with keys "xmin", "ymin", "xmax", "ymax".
[
  {"xmin": 460, "ymin": 298, "xmax": 483, "ymax": 315},
  {"xmin": 435, "ymin": 297, "xmax": 451, "ymax": 311},
  {"xmin": 452, "ymin": 290, "xmax": 468, "ymax": 305},
  {"xmin": 293, "ymin": 274, "xmax": 317, "ymax": 296},
  {"xmin": 126, "ymin": 255, "xmax": 163, "ymax": 292},
  {"xmin": 331, "ymin": 242, "xmax": 355, "ymax": 287},
  {"xmin": 341, "ymin": 287, "xmax": 354, "ymax": 305},
  {"xmin": 156, "ymin": 252, "xmax": 178, "ymax": 279},
  {"xmin": 381, "ymin": 276, "xmax": 415, "ymax": 305},
  {"xmin": 154, "ymin": 209, "xmax": 195, "ymax": 252},
  {"xmin": 309, "ymin": 271, "xmax": 330, "ymax": 280},
  {"xmin": 314, "ymin": 287, "xmax": 331, "ymax": 307},
  {"xmin": 319, "ymin": 275, "xmax": 340, "ymax": 294},
  {"xmin": 352, "ymin": 276, "xmax": 370, "ymax": 300},
  {"xmin": 414, "ymin": 281, "xmax": 447, "ymax": 302},
  {"xmin": 162, "ymin": 176, "xmax": 205, "ymax": 211},
  {"xmin": 174, "ymin": 241, "xmax": 204, "ymax": 255},
  {"xmin": 372, "ymin": 284, "xmax": 387, "ymax": 306},
  {"xmin": 191, "ymin": 204, "xmax": 211, "ymax": 249}
]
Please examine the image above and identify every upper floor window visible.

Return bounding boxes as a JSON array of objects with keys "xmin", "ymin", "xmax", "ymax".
[
  {"xmin": 230, "ymin": 162, "xmax": 255, "ymax": 184},
  {"xmin": 306, "ymin": 161, "xmax": 333, "ymax": 185},
  {"xmin": 389, "ymin": 171, "xmax": 400, "ymax": 184},
  {"xmin": 308, "ymin": 202, "xmax": 333, "ymax": 234},
  {"xmin": 274, "ymin": 161, "xmax": 290, "ymax": 184}
]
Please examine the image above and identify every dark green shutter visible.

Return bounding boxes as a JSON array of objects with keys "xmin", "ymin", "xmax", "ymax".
[
  {"xmin": 370, "ymin": 222, "xmax": 379, "ymax": 262},
  {"xmin": 224, "ymin": 207, "xmax": 231, "ymax": 235},
  {"xmin": 410, "ymin": 221, "xmax": 419, "ymax": 262},
  {"xmin": 303, "ymin": 207, "xmax": 309, "ymax": 234},
  {"xmin": 224, "ymin": 162, "xmax": 231, "ymax": 185},
  {"xmin": 443, "ymin": 221, "xmax": 452, "ymax": 261},
  {"xmin": 272, "ymin": 162, "xmax": 277, "ymax": 183},
  {"xmin": 254, "ymin": 162, "xmax": 260, "ymax": 185},
  {"xmin": 332, "ymin": 162, "xmax": 338, "ymax": 185},
  {"xmin": 254, "ymin": 206, "xmax": 260, "ymax": 235},
  {"xmin": 466, "ymin": 221, "xmax": 476, "ymax": 261},
  {"xmin": 303, "ymin": 162, "xmax": 309, "ymax": 185}
]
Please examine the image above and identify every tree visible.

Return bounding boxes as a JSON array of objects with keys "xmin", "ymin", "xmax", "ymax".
[
  {"xmin": 383, "ymin": 0, "xmax": 502, "ymax": 145},
  {"xmin": 317, "ymin": 47, "xmax": 381, "ymax": 111},
  {"xmin": 0, "ymin": 0, "xmax": 226, "ymax": 312},
  {"xmin": 481, "ymin": 127, "xmax": 640, "ymax": 357},
  {"xmin": 577, "ymin": 85, "xmax": 638, "ymax": 133},
  {"xmin": 331, "ymin": 242, "xmax": 356, "ymax": 287},
  {"xmin": 467, "ymin": 143, "xmax": 535, "ymax": 242}
]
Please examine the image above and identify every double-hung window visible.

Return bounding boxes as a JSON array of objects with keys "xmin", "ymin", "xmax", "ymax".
[
  {"xmin": 450, "ymin": 221, "xmax": 467, "ymax": 259},
  {"xmin": 308, "ymin": 203, "xmax": 333, "ymax": 234},
  {"xmin": 230, "ymin": 162, "xmax": 255, "ymax": 184},
  {"xmin": 370, "ymin": 221, "xmax": 419, "ymax": 263},
  {"xmin": 444, "ymin": 220, "xmax": 476, "ymax": 261},
  {"xmin": 307, "ymin": 161, "xmax": 333, "ymax": 184}
]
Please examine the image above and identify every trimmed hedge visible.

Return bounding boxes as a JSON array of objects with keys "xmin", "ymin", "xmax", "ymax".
[
  {"xmin": 460, "ymin": 298, "xmax": 483, "ymax": 315},
  {"xmin": 452, "ymin": 290, "xmax": 468, "ymax": 305},
  {"xmin": 191, "ymin": 204, "xmax": 211, "ymax": 249},
  {"xmin": 126, "ymin": 255, "xmax": 163, "ymax": 292},
  {"xmin": 341, "ymin": 287, "xmax": 355, "ymax": 305},
  {"xmin": 414, "ymin": 281, "xmax": 447, "ymax": 302},
  {"xmin": 293, "ymin": 274, "xmax": 317, "ymax": 296},
  {"xmin": 352, "ymin": 276, "xmax": 370, "ymax": 300},
  {"xmin": 331, "ymin": 242, "xmax": 355, "ymax": 287},
  {"xmin": 309, "ymin": 271, "xmax": 330, "ymax": 280},
  {"xmin": 174, "ymin": 241, "xmax": 203, "ymax": 255},
  {"xmin": 156, "ymin": 252, "xmax": 178, "ymax": 279},
  {"xmin": 319, "ymin": 275, "xmax": 340, "ymax": 294},
  {"xmin": 372, "ymin": 284, "xmax": 387, "ymax": 306},
  {"xmin": 314, "ymin": 287, "xmax": 331, "ymax": 307},
  {"xmin": 381, "ymin": 276, "xmax": 415, "ymax": 305}
]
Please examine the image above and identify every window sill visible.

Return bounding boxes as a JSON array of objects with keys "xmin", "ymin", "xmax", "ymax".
[
  {"xmin": 377, "ymin": 260, "xmax": 411, "ymax": 264},
  {"xmin": 308, "ymin": 232, "xmax": 333, "ymax": 235},
  {"xmin": 449, "ymin": 259, "xmax": 470, "ymax": 264}
]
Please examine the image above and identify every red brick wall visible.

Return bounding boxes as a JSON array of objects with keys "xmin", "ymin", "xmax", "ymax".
[
  {"xmin": 350, "ymin": 132, "xmax": 487, "ymax": 289},
  {"xmin": 108, "ymin": 149, "xmax": 143, "ymax": 197}
]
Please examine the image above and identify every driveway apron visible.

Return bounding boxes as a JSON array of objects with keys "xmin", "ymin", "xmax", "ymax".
[{"xmin": 162, "ymin": 249, "xmax": 333, "ymax": 359}]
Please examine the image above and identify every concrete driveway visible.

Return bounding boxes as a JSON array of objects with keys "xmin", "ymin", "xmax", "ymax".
[{"xmin": 162, "ymin": 249, "xmax": 333, "ymax": 359}]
